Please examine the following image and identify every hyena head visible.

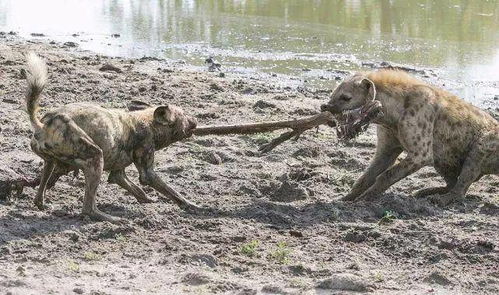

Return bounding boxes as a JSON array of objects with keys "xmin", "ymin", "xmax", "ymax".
[
  {"xmin": 153, "ymin": 104, "xmax": 198, "ymax": 140},
  {"xmin": 321, "ymin": 74, "xmax": 376, "ymax": 114}
]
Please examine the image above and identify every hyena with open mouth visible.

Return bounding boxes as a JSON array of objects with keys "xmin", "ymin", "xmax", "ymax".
[
  {"xmin": 321, "ymin": 70, "xmax": 498, "ymax": 205},
  {"xmin": 25, "ymin": 53, "xmax": 199, "ymax": 223}
]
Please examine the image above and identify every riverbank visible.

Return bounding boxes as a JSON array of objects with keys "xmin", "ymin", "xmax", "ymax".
[{"xmin": 1, "ymin": 35, "xmax": 498, "ymax": 294}]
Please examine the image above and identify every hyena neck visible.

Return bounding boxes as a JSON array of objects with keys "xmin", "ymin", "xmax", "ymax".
[
  {"xmin": 152, "ymin": 124, "xmax": 175, "ymax": 150},
  {"xmin": 373, "ymin": 91, "xmax": 404, "ymax": 128},
  {"xmin": 129, "ymin": 110, "xmax": 174, "ymax": 150}
]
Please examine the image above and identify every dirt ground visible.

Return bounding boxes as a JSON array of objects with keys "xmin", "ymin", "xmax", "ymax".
[{"xmin": 0, "ymin": 35, "xmax": 498, "ymax": 295}]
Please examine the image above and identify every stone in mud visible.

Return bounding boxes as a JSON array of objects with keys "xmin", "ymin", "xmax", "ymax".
[
  {"xmin": 203, "ymin": 151, "xmax": 222, "ymax": 165},
  {"xmin": 31, "ymin": 33, "xmax": 45, "ymax": 37},
  {"xmin": 271, "ymin": 181, "xmax": 309, "ymax": 202},
  {"xmin": 189, "ymin": 254, "xmax": 218, "ymax": 268},
  {"xmin": 63, "ymin": 42, "xmax": 78, "ymax": 47},
  {"xmin": 99, "ymin": 63, "xmax": 122, "ymax": 73},
  {"xmin": 317, "ymin": 274, "xmax": 369, "ymax": 292},
  {"xmin": 182, "ymin": 272, "xmax": 211, "ymax": 286},
  {"xmin": 292, "ymin": 146, "xmax": 323, "ymax": 158},
  {"xmin": 343, "ymin": 230, "xmax": 368, "ymax": 243},
  {"xmin": 289, "ymin": 230, "xmax": 304, "ymax": 238},
  {"xmin": 253, "ymin": 100, "xmax": 276, "ymax": 110},
  {"xmin": 209, "ymin": 82, "xmax": 224, "ymax": 92},
  {"xmin": 424, "ymin": 271, "xmax": 453, "ymax": 286},
  {"xmin": 261, "ymin": 285, "xmax": 287, "ymax": 294}
]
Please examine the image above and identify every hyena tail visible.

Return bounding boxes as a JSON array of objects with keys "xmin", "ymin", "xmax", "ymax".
[{"xmin": 25, "ymin": 52, "xmax": 48, "ymax": 131}]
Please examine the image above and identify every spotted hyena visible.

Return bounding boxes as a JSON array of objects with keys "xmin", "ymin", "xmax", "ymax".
[
  {"xmin": 321, "ymin": 70, "xmax": 499, "ymax": 205},
  {"xmin": 25, "ymin": 53, "xmax": 199, "ymax": 223}
]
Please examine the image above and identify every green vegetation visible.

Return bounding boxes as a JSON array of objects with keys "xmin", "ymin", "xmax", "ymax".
[
  {"xmin": 67, "ymin": 260, "xmax": 80, "ymax": 272},
  {"xmin": 83, "ymin": 251, "xmax": 101, "ymax": 261},
  {"xmin": 270, "ymin": 241, "xmax": 291, "ymax": 264},
  {"xmin": 240, "ymin": 240, "xmax": 260, "ymax": 257},
  {"xmin": 115, "ymin": 233, "xmax": 127, "ymax": 242},
  {"xmin": 378, "ymin": 210, "xmax": 397, "ymax": 225}
]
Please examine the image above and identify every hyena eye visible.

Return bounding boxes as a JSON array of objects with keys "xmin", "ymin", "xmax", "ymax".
[{"xmin": 340, "ymin": 95, "xmax": 352, "ymax": 102}]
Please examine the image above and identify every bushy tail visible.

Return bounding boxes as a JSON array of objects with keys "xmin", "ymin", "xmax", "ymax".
[{"xmin": 25, "ymin": 52, "xmax": 48, "ymax": 131}]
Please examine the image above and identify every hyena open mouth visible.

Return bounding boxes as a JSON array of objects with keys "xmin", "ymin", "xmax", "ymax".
[{"xmin": 335, "ymin": 100, "xmax": 383, "ymax": 140}]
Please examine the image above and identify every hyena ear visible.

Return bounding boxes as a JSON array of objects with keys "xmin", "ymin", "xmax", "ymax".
[
  {"xmin": 360, "ymin": 78, "xmax": 376, "ymax": 101},
  {"xmin": 128, "ymin": 100, "xmax": 152, "ymax": 111},
  {"xmin": 153, "ymin": 105, "xmax": 175, "ymax": 125}
]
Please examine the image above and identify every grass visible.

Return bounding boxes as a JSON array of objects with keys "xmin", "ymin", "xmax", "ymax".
[
  {"xmin": 373, "ymin": 272, "xmax": 385, "ymax": 282},
  {"xmin": 270, "ymin": 241, "xmax": 291, "ymax": 264},
  {"xmin": 249, "ymin": 133, "xmax": 274, "ymax": 144},
  {"xmin": 115, "ymin": 233, "xmax": 127, "ymax": 242},
  {"xmin": 67, "ymin": 260, "xmax": 80, "ymax": 272},
  {"xmin": 378, "ymin": 210, "xmax": 397, "ymax": 225},
  {"xmin": 240, "ymin": 240, "xmax": 260, "ymax": 257},
  {"xmin": 83, "ymin": 251, "xmax": 101, "ymax": 261}
]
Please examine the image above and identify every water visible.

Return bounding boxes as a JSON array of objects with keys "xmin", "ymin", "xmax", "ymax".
[{"xmin": 1, "ymin": 0, "xmax": 498, "ymax": 104}]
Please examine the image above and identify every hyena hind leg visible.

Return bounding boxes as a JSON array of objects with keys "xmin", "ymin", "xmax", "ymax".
[
  {"xmin": 432, "ymin": 133, "xmax": 497, "ymax": 206},
  {"xmin": 413, "ymin": 174, "xmax": 457, "ymax": 198},
  {"xmin": 34, "ymin": 160, "xmax": 55, "ymax": 210}
]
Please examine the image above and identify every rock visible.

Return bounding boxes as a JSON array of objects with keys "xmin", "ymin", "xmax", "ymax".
[
  {"xmin": 289, "ymin": 230, "xmax": 304, "ymax": 238},
  {"xmin": 182, "ymin": 272, "xmax": 211, "ymax": 286},
  {"xmin": 99, "ymin": 63, "xmax": 122, "ymax": 73},
  {"xmin": 31, "ymin": 33, "xmax": 45, "ymax": 37},
  {"xmin": 261, "ymin": 285, "xmax": 286, "ymax": 294},
  {"xmin": 424, "ymin": 271, "xmax": 453, "ymax": 286},
  {"xmin": 343, "ymin": 230, "xmax": 368, "ymax": 243},
  {"xmin": 253, "ymin": 100, "xmax": 276, "ymax": 110},
  {"xmin": 209, "ymin": 83, "xmax": 224, "ymax": 92},
  {"xmin": 111, "ymin": 34, "xmax": 121, "ymax": 38},
  {"xmin": 189, "ymin": 254, "xmax": 218, "ymax": 268},
  {"xmin": 271, "ymin": 181, "xmax": 308, "ymax": 202},
  {"xmin": 73, "ymin": 287, "xmax": 84, "ymax": 294},
  {"xmin": 63, "ymin": 42, "xmax": 78, "ymax": 47},
  {"xmin": 238, "ymin": 289, "xmax": 257, "ymax": 295},
  {"xmin": 317, "ymin": 274, "xmax": 369, "ymax": 292},
  {"xmin": 203, "ymin": 151, "xmax": 222, "ymax": 165},
  {"xmin": 2, "ymin": 98, "xmax": 17, "ymax": 104}
]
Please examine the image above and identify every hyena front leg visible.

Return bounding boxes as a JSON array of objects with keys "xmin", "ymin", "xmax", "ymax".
[
  {"xmin": 108, "ymin": 169, "xmax": 154, "ymax": 203},
  {"xmin": 134, "ymin": 148, "xmax": 201, "ymax": 211},
  {"xmin": 358, "ymin": 109, "xmax": 434, "ymax": 201},
  {"xmin": 34, "ymin": 160, "xmax": 55, "ymax": 210},
  {"xmin": 343, "ymin": 126, "xmax": 402, "ymax": 201},
  {"xmin": 358, "ymin": 156, "xmax": 427, "ymax": 201}
]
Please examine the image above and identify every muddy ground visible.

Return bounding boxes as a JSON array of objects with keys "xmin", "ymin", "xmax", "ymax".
[{"xmin": 0, "ymin": 35, "xmax": 498, "ymax": 295}]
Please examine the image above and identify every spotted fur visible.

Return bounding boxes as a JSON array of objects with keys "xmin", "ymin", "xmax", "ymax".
[{"xmin": 322, "ymin": 70, "xmax": 498, "ymax": 205}]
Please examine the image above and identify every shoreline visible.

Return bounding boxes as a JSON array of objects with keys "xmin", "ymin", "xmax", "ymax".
[{"xmin": 1, "ymin": 34, "xmax": 498, "ymax": 294}]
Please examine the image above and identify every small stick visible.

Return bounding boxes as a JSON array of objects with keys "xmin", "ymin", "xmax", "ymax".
[{"xmin": 192, "ymin": 112, "xmax": 336, "ymax": 153}]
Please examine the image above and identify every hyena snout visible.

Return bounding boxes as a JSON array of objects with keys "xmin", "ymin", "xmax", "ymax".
[{"xmin": 177, "ymin": 116, "xmax": 198, "ymax": 137}]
